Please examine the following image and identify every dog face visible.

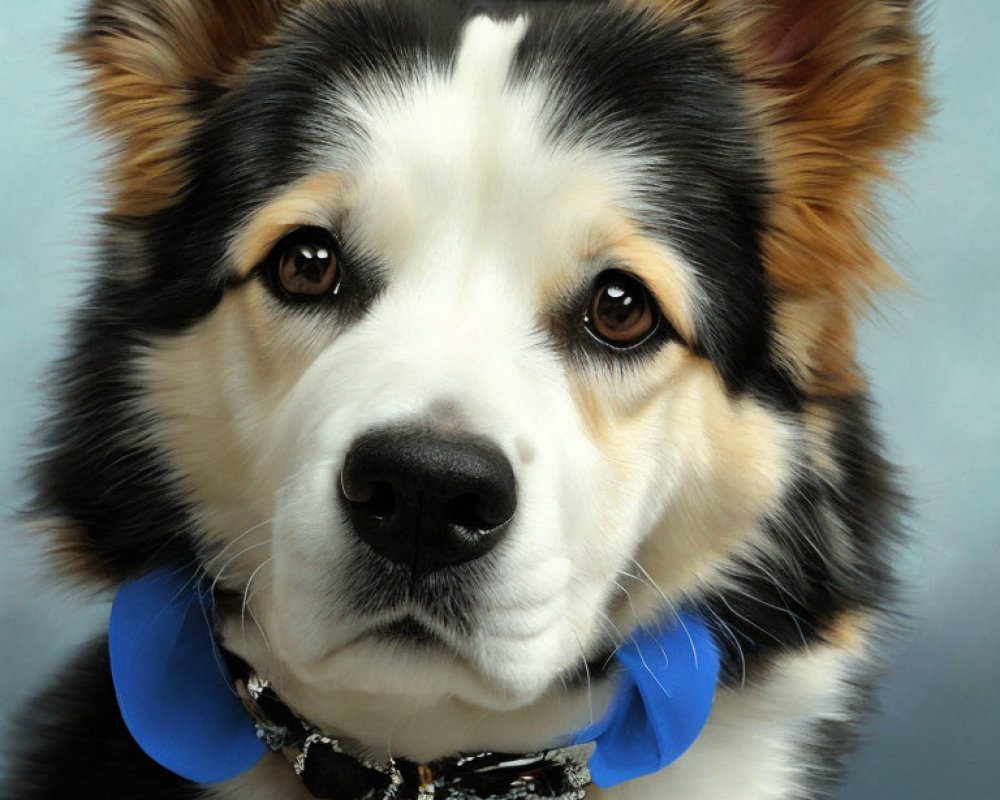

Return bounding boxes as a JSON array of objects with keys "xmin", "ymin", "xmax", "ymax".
[
  {"xmin": 42, "ymin": 0, "xmax": 925, "ymax": 760},
  {"xmin": 140, "ymin": 5, "xmax": 796, "ymax": 710}
]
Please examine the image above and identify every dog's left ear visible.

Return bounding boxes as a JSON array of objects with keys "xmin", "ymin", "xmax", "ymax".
[
  {"xmin": 66, "ymin": 0, "xmax": 300, "ymax": 216},
  {"xmin": 685, "ymin": 0, "xmax": 929, "ymax": 393},
  {"xmin": 701, "ymin": 0, "xmax": 928, "ymax": 287}
]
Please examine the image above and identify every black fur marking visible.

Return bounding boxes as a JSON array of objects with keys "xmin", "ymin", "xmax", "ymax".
[
  {"xmin": 699, "ymin": 394, "xmax": 903, "ymax": 685},
  {"xmin": 510, "ymin": 3, "xmax": 792, "ymax": 400},
  {"xmin": 792, "ymin": 670, "xmax": 879, "ymax": 800},
  {"xmin": 28, "ymin": 271, "xmax": 202, "ymax": 582},
  {"xmin": 1, "ymin": 638, "xmax": 205, "ymax": 800}
]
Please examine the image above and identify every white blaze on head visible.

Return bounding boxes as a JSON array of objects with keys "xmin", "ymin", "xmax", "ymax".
[{"xmin": 332, "ymin": 12, "xmax": 642, "ymax": 289}]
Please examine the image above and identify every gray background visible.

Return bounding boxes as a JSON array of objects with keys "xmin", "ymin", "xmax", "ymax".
[{"xmin": 1, "ymin": 2, "xmax": 997, "ymax": 797}]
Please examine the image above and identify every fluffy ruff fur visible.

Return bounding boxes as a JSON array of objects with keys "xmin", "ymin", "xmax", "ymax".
[{"xmin": 3, "ymin": 1, "xmax": 926, "ymax": 799}]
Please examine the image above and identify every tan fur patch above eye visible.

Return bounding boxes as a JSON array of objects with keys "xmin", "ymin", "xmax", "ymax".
[
  {"xmin": 603, "ymin": 227, "xmax": 698, "ymax": 346},
  {"xmin": 228, "ymin": 173, "xmax": 346, "ymax": 275}
]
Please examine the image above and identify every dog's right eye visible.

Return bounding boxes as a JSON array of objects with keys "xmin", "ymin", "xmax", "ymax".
[{"xmin": 264, "ymin": 226, "xmax": 342, "ymax": 299}]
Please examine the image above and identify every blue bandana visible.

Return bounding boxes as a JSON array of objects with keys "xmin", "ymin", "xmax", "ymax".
[{"xmin": 109, "ymin": 568, "xmax": 718, "ymax": 788}]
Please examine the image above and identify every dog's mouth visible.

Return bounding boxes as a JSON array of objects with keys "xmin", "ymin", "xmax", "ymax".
[
  {"xmin": 369, "ymin": 612, "xmax": 616, "ymax": 690},
  {"xmin": 372, "ymin": 615, "xmax": 444, "ymax": 647}
]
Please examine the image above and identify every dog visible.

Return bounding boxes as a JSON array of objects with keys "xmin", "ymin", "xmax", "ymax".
[{"xmin": 2, "ymin": 1, "xmax": 927, "ymax": 798}]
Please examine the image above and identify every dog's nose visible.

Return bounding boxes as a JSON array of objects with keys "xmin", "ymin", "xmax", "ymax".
[{"xmin": 340, "ymin": 427, "xmax": 517, "ymax": 576}]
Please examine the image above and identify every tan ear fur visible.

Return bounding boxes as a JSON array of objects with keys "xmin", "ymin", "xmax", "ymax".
[
  {"xmin": 637, "ymin": 0, "xmax": 929, "ymax": 393},
  {"xmin": 66, "ymin": 0, "xmax": 300, "ymax": 217}
]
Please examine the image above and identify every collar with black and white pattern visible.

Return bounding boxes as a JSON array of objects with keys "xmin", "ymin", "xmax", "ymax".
[{"xmin": 233, "ymin": 667, "xmax": 593, "ymax": 800}]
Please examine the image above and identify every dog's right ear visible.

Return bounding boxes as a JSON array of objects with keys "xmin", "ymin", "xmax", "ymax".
[{"xmin": 67, "ymin": 0, "xmax": 299, "ymax": 216}]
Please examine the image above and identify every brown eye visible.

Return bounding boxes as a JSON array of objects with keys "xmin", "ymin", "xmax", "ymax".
[
  {"xmin": 271, "ymin": 227, "xmax": 341, "ymax": 297},
  {"xmin": 585, "ymin": 270, "xmax": 660, "ymax": 348}
]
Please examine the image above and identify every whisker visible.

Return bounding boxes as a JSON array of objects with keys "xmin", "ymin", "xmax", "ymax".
[
  {"xmin": 715, "ymin": 593, "xmax": 789, "ymax": 648},
  {"xmin": 571, "ymin": 630, "xmax": 595, "ymax": 726},
  {"xmin": 729, "ymin": 583, "xmax": 813, "ymax": 651},
  {"xmin": 634, "ymin": 638, "xmax": 672, "ymax": 698},
  {"xmin": 241, "ymin": 557, "xmax": 273, "ymax": 640},
  {"xmin": 246, "ymin": 579, "xmax": 274, "ymax": 668},
  {"xmin": 613, "ymin": 575, "xmax": 674, "ymax": 697},
  {"xmin": 595, "ymin": 610, "xmax": 626, "ymax": 669},
  {"xmin": 628, "ymin": 558, "xmax": 700, "ymax": 669},
  {"xmin": 200, "ymin": 518, "xmax": 274, "ymax": 578},
  {"xmin": 208, "ymin": 539, "xmax": 273, "ymax": 595},
  {"xmin": 703, "ymin": 604, "xmax": 746, "ymax": 688}
]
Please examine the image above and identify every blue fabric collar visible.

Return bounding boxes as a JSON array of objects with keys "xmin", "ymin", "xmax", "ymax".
[{"xmin": 109, "ymin": 568, "xmax": 718, "ymax": 788}]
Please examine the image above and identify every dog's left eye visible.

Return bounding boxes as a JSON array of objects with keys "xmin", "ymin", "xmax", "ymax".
[
  {"xmin": 266, "ymin": 226, "xmax": 341, "ymax": 298},
  {"xmin": 584, "ymin": 270, "xmax": 661, "ymax": 349}
]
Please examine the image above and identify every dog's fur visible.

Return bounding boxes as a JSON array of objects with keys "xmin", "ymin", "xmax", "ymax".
[{"xmin": 3, "ymin": 1, "xmax": 927, "ymax": 798}]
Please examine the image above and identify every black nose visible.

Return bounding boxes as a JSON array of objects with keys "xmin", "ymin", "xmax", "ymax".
[{"xmin": 340, "ymin": 427, "xmax": 517, "ymax": 576}]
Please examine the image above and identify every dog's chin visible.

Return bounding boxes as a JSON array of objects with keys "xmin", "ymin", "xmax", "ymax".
[
  {"xmin": 234, "ymin": 616, "xmax": 609, "ymax": 761},
  {"xmin": 270, "ymin": 621, "xmax": 571, "ymax": 715}
]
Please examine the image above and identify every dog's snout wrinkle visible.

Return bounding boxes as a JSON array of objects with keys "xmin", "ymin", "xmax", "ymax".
[{"xmin": 341, "ymin": 426, "xmax": 516, "ymax": 577}]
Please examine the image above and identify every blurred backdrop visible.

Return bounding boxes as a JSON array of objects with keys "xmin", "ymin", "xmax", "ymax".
[{"xmin": 1, "ymin": 2, "xmax": 997, "ymax": 797}]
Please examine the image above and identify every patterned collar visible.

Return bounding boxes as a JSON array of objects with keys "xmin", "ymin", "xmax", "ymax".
[{"xmin": 235, "ymin": 665, "xmax": 592, "ymax": 800}]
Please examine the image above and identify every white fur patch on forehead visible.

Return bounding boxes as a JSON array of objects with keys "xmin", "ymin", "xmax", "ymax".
[
  {"xmin": 341, "ymin": 13, "xmax": 545, "ymax": 245},
  {"xmin": 319, "ymin": 11, "xmax": 682, "ymax": 305},
  {"xmin": 453, "ymin": 13, "xmax": 528, "ymax": 92},
  {"xmin": 323, "ymin": 13, "xmax": 533, "ymax": 170}
]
